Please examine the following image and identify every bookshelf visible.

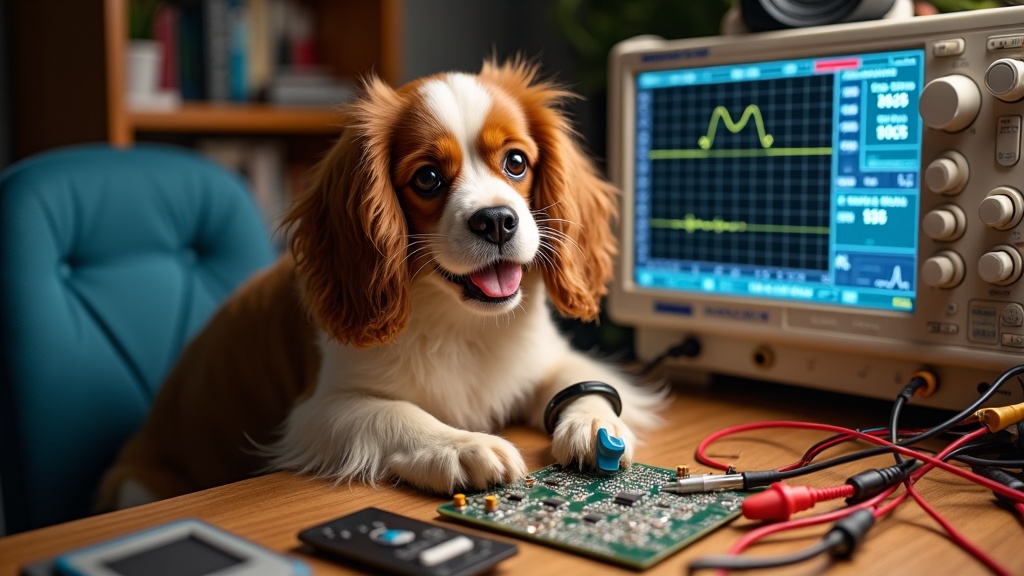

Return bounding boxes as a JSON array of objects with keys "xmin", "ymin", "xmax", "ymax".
[
  {"xmin": 11, "ymin": 0, "xmax": 402, "ymax": 157},
  {"xmin": 128, "ymin": 103, "xmax": 346, "ymax": 135}
]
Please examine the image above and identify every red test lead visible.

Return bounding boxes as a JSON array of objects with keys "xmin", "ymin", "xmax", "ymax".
[
  {"xmin": 742, "ymin": 483, "xmax": 854, "ymax": 522},
  {"xmin": 742, "ymin": 460, "xmax": 918, "ymax": 522}
]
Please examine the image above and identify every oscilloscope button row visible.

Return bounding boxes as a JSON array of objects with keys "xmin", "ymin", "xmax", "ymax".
[{"xmin": 987, "ymin": 34, "xmax": 1024, "ymax": 51}]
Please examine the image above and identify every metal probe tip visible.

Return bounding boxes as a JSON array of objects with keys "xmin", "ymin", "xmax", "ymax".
[{"xmin": 661, "ymin": 473, "xmax": 745, "ymax": 494}]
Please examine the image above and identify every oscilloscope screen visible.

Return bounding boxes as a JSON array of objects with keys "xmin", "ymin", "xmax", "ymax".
[{"xmin": 632, "ymin": 49, "xmax": 924, "ymax": 313}]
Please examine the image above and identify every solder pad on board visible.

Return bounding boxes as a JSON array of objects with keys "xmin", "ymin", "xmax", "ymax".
[{"xmin": 436, "ymin": 463, "xmax": 747, "ymax": 569}]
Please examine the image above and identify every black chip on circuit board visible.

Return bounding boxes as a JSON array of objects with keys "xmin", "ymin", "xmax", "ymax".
[
  {"xmin": 613, "ymin": 492, "xmax": 644, "ymax": 506},
  {"xmin": 542, "ymin": 498, "xmax": 565, "ymax": 509}
]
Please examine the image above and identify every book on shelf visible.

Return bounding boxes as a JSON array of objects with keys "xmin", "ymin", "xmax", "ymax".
[
  {"xmin": 267, "ymin": 68, "xmax": 356, "ymax": 107},
  {"xmin": 154, "ymin": 3, "xmax": 179, "ymax": 93},
  {"xmin": 137, "ymin": 0, "xmax": 353, "ymax": 109}
]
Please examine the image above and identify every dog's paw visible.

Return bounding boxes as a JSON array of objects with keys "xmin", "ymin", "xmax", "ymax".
[
  {"xmin": 550, "ymin": 395, "xmax": 637, "ymax": 471},
  {"xmin": 387, "ymin": 431, "xmax": 527, "ymax": 494}
]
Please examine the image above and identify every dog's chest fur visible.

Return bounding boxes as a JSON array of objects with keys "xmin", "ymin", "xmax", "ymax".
[{"xmin": 320, "ymin": 273, "xmax": 565, "ymax": 432}]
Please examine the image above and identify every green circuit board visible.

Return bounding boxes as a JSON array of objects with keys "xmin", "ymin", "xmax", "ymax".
[{"xmin": 436, "ymin": 463, "xmax": 747, "ymax": 569}]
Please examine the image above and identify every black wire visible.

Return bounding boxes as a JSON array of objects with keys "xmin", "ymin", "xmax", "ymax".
[
  {"xmin": 635, "ymin": 350, "xmax": 668, "ymax": 377},
  {"xmin": 633, "ymin": 336, "xmax": 701, "ymax": 377},
  {"xmin": 890, "ymin": 376, "xmax": 929, "ymax": 465},
  {"xmin": 890, "ymin": 394, "xmax": 910, "ymax": 464},
  {"xmin": 771, "ymin": 364, "xmax": 1024, "ymax": 482},
  {"xmin": 687, "ymin": 534, "xmax": 840, "ymax": 573},
  {"xmin": 941, "ymin": 439, "xmax": 1013, "ymax": 461},
  {"xmin": 950, "ymin": 455, "xmax": 1024, "ymax": 469},
  {"xmin": 796, "ymin": 427, "xmax": 890, "ymax": 465}
]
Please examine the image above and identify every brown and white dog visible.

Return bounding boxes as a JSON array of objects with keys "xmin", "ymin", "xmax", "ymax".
[{"xmin": 97, "ymin": 60, "xmax": 664, "ymax": 510}]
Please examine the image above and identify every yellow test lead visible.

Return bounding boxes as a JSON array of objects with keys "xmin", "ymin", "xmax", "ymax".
[{"xmin": 975, "ymin": 401, "xmax": 1024, "ymax": 432}]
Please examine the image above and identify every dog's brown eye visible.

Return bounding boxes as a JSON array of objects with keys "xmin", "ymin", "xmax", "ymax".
[
  {"xmin": 503, "ymin": 150, "xmax": 528, "ymax": 181},
  {"xmin": 412, "ymin": 166, "xmax": 444, "ymax": 196}
]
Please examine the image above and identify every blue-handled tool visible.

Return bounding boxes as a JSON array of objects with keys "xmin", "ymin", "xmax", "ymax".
[{"xmin": 596, "ymin": 428, "xmax": 625, "ymax": 473}]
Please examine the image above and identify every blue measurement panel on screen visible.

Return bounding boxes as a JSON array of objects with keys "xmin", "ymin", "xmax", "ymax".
[{"xmin": 634, "ymin": 49, "xmax": 924, "ymax": 313}]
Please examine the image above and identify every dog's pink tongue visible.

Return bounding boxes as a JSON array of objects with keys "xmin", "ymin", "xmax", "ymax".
[{"xmin": 470, "ymin": 262, "xmax": 523, "ymax": 298}]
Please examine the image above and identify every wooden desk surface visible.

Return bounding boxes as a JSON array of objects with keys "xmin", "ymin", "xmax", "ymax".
[{"xmin": 2, "ymin": 380, "xmax": 1021, "ymax": 576}]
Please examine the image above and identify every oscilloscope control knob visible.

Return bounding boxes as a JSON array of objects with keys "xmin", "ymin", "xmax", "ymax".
[
  {"xmin": 924, "ymin": 151, "xmax": 969, "ymax": 195},
  {"xmin": 921, "ymin": 250, "xmax": 966, "ymax": 289},
  {"xmin": 985, "ymin": 59, "xmax": 1024, "ymax": 102},
  {"xmin": 978, "ymin": 186, "xmax": 1024, "ymax": 230},
  {"xmin": 978, "ymin": 245, "xmax": 1023, "ymax": 286},
  {"xmin": 922, "ymin": 204, "xmax": 966, "ymax": 241},
  {"xmin": 919, "ymin": 75, "xmax": 981, "ymax": 132}
]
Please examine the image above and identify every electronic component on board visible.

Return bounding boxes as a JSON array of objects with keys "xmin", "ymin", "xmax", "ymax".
[{"xmin": 438, "ymin": 463, "xmax": 748, "ymax": 569}]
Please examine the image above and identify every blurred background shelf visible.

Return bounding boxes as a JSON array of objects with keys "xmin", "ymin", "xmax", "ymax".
[
  {"xmin": 129, "ymin": 103, "xmax": 344, "ymax": 134},
  {"xmin": 11, "ymin": 0, "xmax": 400, "ymax": 156}
]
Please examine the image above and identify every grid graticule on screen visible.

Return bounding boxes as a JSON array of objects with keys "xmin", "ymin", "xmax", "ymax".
[{"xmin": 647, "ymin": 74, "xmax": 833, "ymax": 272}]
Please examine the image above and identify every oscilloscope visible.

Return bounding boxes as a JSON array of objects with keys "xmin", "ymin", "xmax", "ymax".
[{"xmin": 608, "ymin": 6, "xmax": 1024, "ymax": 410}]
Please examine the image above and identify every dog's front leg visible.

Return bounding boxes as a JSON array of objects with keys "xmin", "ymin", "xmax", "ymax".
[
  {"xmin": 528, "ymin": 351, "xmax": 665, "ymax": 471},
  {"xmin": 271, "ymin": 392, "xmax": 527, "ymax": 494}
]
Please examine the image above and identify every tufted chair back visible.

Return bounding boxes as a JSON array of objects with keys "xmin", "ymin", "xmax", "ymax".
[{"xmin": 0, "ymin": 144, "xmax": 275, "ymax": 533}]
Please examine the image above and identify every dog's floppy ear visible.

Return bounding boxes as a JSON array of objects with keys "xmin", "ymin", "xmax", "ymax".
[
  {"xmin": 483, "ymin": 60, "xmax": 618, "ymax": 321},
  {"xmin": 536, "ymin": 128, "xmax": 619, "ymax": 321},
  {"xmin": 284, "ymin": 77, "xmax": 410, "ymax": 346}
]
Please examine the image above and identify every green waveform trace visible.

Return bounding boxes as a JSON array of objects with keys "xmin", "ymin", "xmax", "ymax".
[
  {"xmin": 650, "ymin": 215, "xmax": 830, "ymax": 235},
  {"xmin": 698, "ymin": 104, "xmax": 774, "ymax": 150},
  {"xmin": 649, "ymin": 147, "xmax": 832, "ymax": 160}
]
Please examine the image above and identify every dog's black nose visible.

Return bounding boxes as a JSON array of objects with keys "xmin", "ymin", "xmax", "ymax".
[{"xmin": 468, "ymin": 206, "xmax": 518, "ymax": 247}]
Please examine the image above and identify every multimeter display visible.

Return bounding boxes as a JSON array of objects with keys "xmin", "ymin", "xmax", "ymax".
[
  {"xmin": 103, "ymin": 535, "xmax": 244, "ymax": 576},
  {"xmin": 52, "ymin": 519, "xmax": 307, "ymax": 576}
]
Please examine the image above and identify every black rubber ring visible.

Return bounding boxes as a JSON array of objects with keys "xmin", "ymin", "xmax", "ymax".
[{"xmin": 543, "ymin": 381, "xmax": 622, "ymax": 435}]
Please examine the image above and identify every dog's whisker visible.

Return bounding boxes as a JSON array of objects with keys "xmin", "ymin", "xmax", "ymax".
[
  {"xmin": 540, "ymin": 228, "xmax": 584, "ymax": 257},
  {"xmin": 401, "ymin": 244, "xmax": 434, "ymax": 265},
  {"xmin": 539, "ymin": 224, "xmax": 579, "ymax": 240},
  {"xmin": 388, "ymin": 243, "xmax": 428, "ymax": 268},
  {"xmin": 532, "ymin": 246, "xmax": 557, "ymax": 270},
  {"xmin": 410, "ymin": 257, "xmax": 438, "ymax": 279},
  {"xmin": 537, "ymin": 236, "xmax": 569, "ymax": 259},
  {"xmin": 532, "ymin": 216, "xmax": 579, "ymax": 228},
  {"xmin": 531, "ymin": 198, "xmax": 563, "ymax": 214}
]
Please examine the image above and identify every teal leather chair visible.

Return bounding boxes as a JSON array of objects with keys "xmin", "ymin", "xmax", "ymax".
[{"xmin": 0, "ymin": 144, "xmax": 276, "ymax": 534}]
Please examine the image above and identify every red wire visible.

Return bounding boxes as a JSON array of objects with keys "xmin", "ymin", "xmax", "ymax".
[
  {"xmin": 723, "ymin": 429, "xmax": 954, "ymax": 560},
  {"xmin": 906, "ymin": 481, "xmax": 1010, "ymax": 576},
  {"xmin": 781, "ymin": 428, "xmax": 926, "ymax": 472},
  {"xmin": 704, "ymin": 422, "xmax": 1015, "ymax": 573},
  {"xmin": 712, "ymin": 488, "xmax": 900, "ymax": 576},
  {"xmin": 902, "ymin": 428, "xmax": 1009, "ymax": 575},
  {"xmin": 694, "ymin": 420, "xmax": 1024, "ymax": 504}
]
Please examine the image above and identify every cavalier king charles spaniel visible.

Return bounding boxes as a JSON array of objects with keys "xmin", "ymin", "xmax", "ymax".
[{"xmin": 97, "ymin": 60, "xmax": 663, "ymax": 510}]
